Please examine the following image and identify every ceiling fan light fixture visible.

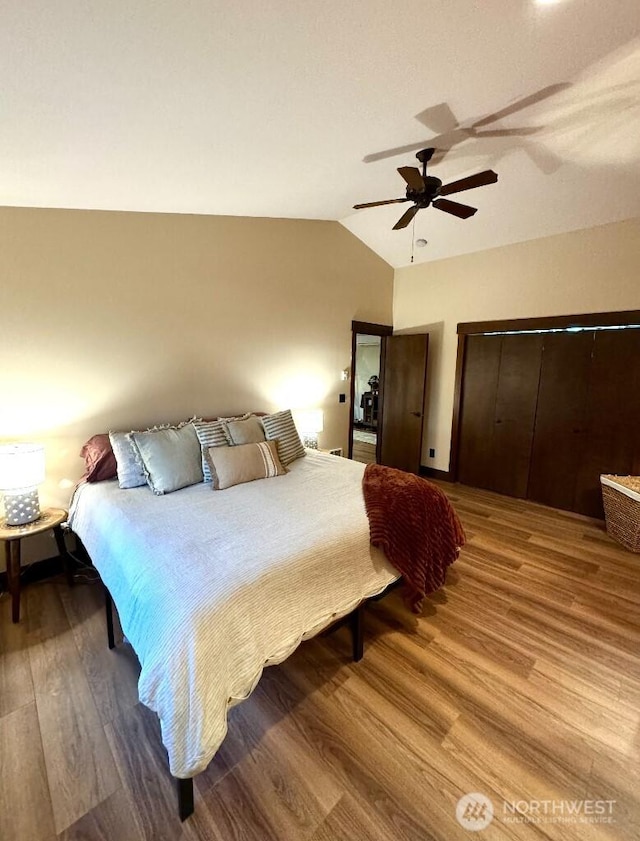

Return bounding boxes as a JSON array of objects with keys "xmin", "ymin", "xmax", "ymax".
[{"xmin": 415, "ymin": 238, "xmax": 428, "ymax": 247}]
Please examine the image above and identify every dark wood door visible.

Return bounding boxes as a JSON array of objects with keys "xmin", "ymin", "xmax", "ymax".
[
  {"xmin": 457, "ymin": 334, "xmax": 502, "ymax": 490},
  {"xmin": 457, "ymin": 326, "xmax": 640, "ymax": 517},
  {"xmin": 458, "ymin": 333, "xmax": 542, "ymax": 498},
  {"xmin": 574, "ymin": 328, "xmax": 640, "ymax": 517},
  {"xmin": 491, "ymin": 333, "xmax": 543, "ymax": 498},
  {"xmin": 379, "ymin": 334, "xmax": 429, "ymax": 473},
  {"xmin": 527, "ymin": 331, "xmax": 594, "ymax": 510}
]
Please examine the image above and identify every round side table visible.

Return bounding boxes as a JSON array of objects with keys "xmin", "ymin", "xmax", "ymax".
[{"xmin": 0, "ymin": 507, "xmax": 68, "ymax": 623}]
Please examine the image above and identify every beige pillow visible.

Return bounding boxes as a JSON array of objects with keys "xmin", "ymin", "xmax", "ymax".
[
  {"xmin": 205, "ymin": 440, "xmax": 286, "ymax": 490},
  {"xmin": 222, "ymin": 415, "xmax": 266, "ymax": 446}
]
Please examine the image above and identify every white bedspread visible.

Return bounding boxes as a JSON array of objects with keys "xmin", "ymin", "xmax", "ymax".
[{"xmin": 69, "ymin": 450, "xmax": 398, "ymax": 777}]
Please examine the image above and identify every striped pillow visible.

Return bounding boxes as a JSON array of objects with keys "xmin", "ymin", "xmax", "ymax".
[
  {"xmin": 193, "ymin": 414, "xmax": 251, "ymax": 481},
  {"xmin": 261, "ymin": 409, "xmax": 306, "ymax": 466},
  {"xmin": 205, "ymin": 440, "xmax": 286, "ymax": 490}
]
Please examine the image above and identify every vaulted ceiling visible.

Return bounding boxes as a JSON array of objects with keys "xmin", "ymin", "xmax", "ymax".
[{"xmin": 3, "ymin": 1, "xmax": 640, "ymax": 267}]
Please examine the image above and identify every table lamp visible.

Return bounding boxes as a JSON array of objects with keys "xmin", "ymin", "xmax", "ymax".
[
  {"xmin": 0, "ymin": 443, "xmax": 46, "ymax": 526},
  {"xmin": 293, "ymin": 409, "xmax": 324, "ymax": 449}
]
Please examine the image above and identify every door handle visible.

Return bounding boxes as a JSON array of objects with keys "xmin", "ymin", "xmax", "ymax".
[{"xmin": 410, "ymin": 411, "xmax": 422, "ymax": 418}]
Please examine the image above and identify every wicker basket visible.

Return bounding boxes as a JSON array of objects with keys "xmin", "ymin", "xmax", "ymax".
[{"xmin": 600, "ymin": 475, "xmax": 640, "ymax": 553}]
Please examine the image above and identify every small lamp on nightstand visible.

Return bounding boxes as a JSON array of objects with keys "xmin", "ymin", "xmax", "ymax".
[
  {"xmin": 0, "ymin": 443, "xmax": 46, "ymax": 526},
  {"xmin": 293, "ymin": 409, "xmax": 324, "ymax": 449}
]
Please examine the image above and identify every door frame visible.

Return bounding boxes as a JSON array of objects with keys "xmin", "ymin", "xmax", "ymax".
[
  {"xmin": 450, "ymin": 309, "xmax": 640, "ymax": 481},
  {"xmin": 349, "ymin": 320, "xmax": 393, "ymax": 461}
]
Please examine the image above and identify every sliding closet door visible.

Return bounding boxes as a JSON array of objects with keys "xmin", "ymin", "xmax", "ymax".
[
  {"xmin": 458, "ymin": 333, "xmax": 542, "ymax": 497},
  {"xmin": 457, "ymin": 323, "xmax": 640, "ymax": 516},
  {"xmin": 574, "ymin": 329, "xmax": 640, "ymax": 517},
  {"xmin": 527, "ymin": 331, "xmax": 594, "ymax": 511},
  {"xmin": 491, "ymin": 333, "xmax": 543, "ymax": 498},
  {"xmin": 457, "ymin": 334, "xmax": 502, "ymax": 490}
]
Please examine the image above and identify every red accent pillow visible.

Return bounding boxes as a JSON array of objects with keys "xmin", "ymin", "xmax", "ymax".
[{"xmin": 80, "ymin": 434, "xmax": 117, "ymax": 482}]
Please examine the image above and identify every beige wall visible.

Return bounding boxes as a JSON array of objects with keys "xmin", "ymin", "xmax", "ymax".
[
  {"xmin": 1, "ymin": 207, "xmax": 393, "ymax": 565},
  {"xmin": 394, "ymin": 217, "xmax": 640, "ymax": 472}
]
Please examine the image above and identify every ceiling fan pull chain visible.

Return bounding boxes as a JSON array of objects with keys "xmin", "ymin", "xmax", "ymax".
[{"xmin": 411, "ymin": 214, "xmax": 417, "ymax": 263}]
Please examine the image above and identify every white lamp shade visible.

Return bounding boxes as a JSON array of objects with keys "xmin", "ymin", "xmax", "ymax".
[
  {"xmin": 0, "ymin": 443, "xmax": 46, "ymax": 491},
  {"xmin": 293, "ymin": 409, "xmax": 324, "ymax": 434}
]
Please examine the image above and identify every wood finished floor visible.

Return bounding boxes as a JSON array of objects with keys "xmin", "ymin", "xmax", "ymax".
[{"xmin": 1, "ymin": 482, "xmax": 639, "ymax": 841}]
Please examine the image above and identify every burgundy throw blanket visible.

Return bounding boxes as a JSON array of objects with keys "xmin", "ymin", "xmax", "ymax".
[{"xmin": 362, "ymin": 463, "xmax": 465, "ymax": 613}]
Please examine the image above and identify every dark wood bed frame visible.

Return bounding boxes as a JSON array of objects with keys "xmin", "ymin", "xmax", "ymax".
[{"xmin": 104, "ymin": 579, "xmax": 400, "ymax": 820}]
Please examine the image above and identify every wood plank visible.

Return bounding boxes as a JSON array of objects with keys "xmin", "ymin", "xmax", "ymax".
[
  {"xmin": 104, "ymin": 702, "xmax": 221, "ymax": 841},
  {"xmin": 584, "ymin": 752, "xmax": 640, "ymax": 841},
  {"xmin": 0, "ymin": 702, "xmax": 56, "ymax": 841},
  {"xmin": 201, "ymin": 702, "xmax": 340, "ymax": 841},
  {"xmin": 0, "ymin": 594, "xmax": 34, "ymax": 718},
  {"xmin": 310, "ymin": 793, "xmax": 398, "ymax": 841},
  {"xmin": 57, "ymin": 581, "xmax": 140, "ymax": 726},
  {"xmin": 259, "ymin": 661, "xmax": 518, "ymax": 841},
  {"xmin": 441, "ymin": 717, "xmax": 593, "ymax": 841},
  {"xmin": 57, "ymin": 787, "xmax": 144, "ymax": 841},
  {"xmin": 351, "ymin": 439, "xmax": 377, "ymax": 464},
  {"xmin": 371, "ymin": 601, "xmax": 536, "ymax": 680},
  {"xmin": 197, "ymin": 656, "xmax": 346, "ymax": 817},
  {"xmin": 26, "ymin": 583, "xmax": 121, "ymax": 834}
]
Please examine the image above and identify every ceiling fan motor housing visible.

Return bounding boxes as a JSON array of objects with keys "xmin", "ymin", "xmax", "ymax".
[{"xmin": 408, "ymin": 175, "xmax": 442, "ymax": 207}]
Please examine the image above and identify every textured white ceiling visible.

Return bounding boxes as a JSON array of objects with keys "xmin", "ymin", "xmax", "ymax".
[{"xmin": 3, "ymin": 1, "xmax": 640, "ymax": 267}]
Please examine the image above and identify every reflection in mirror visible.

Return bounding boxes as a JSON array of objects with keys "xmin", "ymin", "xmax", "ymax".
[{"xmin": 352, "ymin": 334, "xmax": 381, "ymax": 464}]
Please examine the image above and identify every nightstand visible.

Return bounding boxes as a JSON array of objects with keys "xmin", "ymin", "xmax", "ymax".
[
  {"xmin": 319, "ymin": 447, "xmax": 343, "ymax": 457},
  {"xmin": 1, "ymin": 507, "xmax": 68, "ymax": 623}
]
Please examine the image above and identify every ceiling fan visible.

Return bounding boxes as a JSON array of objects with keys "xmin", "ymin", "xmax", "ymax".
[{"xmin": 353, "ymin": 148, "xmax": 498, "ymax": 230}]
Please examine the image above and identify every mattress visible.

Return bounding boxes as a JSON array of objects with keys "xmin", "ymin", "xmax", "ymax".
[{"xmin": 69, "ymin": 450, "xmax": 398, "ymax": 777}]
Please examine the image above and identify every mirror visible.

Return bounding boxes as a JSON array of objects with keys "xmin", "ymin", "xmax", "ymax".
[{"xmin": 351, "ymin": 334, "xmax": 382, "ymax": 464}]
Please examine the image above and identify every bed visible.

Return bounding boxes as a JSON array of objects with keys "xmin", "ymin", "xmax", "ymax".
[{"xmin": 68, "ymin": 449, "xmax": 400, "ymax": 818}]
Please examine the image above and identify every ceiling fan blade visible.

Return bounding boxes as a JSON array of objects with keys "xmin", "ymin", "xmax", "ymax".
[
  {"xmin": 433, "ymin": 198, "xmax": 477, "ymax": 219},
  {"xmin": 392, "ymin": 205, "xmax": 420, "ymax": 230},
  {"xmin": 440, "ymin": 169, "xmax": 498, "ymax": 196},
  {"xmin": 353, "ymin": 198, "xmax": 409, "ymax": 210},
  {"xmin": 397, "ymin": 166, "xmax": 425, "ymax": 192},
  {"xmin": 472, "ymin": 83, "xmax": 571, "ymax": 129}
]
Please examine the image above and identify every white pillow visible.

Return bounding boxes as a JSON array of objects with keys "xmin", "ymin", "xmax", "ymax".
[
  {"xmin": 129, "ymin": 425, "xmax": 203, "ymax": 495},
  {"xmin": 109, "ymin": 431, "xmax": 146, "ymax": 488}
]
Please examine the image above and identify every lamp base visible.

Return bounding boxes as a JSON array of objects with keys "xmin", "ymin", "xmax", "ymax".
[
  {"xmin": 302, "ymin": 435, "xmax": 318, "ymax": 449},
  {"xmin": 3, "ymin": 489, "xmax": 41, "ymax": 526}
]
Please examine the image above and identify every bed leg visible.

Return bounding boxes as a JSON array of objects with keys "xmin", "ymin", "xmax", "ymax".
[
  {"xmin": 105, "ymin": 587, "xmax": 115, "ymax": 650},
  {"xmin": 176, "ymin": 777, "xmax": 194, "ymax": 821},
  {"xmin": 350, "ymin": 603, "xmax": 364, "ymax": 662}
]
